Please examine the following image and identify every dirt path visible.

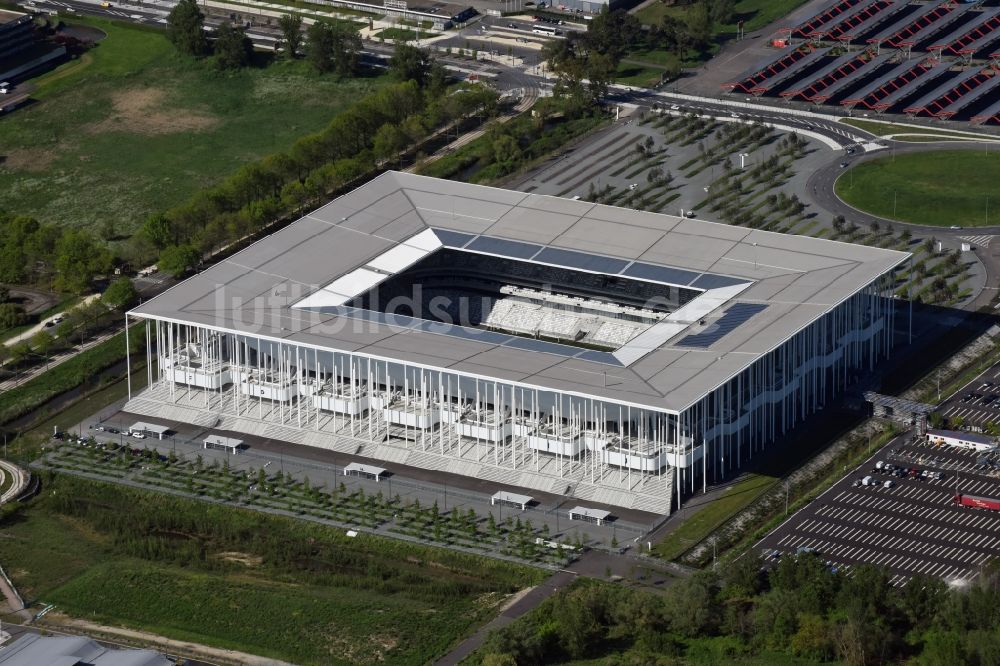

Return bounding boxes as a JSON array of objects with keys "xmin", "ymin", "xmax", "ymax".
[
  {"xmin": 43, "ymin": 614, "xmax": 296, "ymax": 666},
  {"xmin": 434, "ymin": 572, "xmax": 576, "ymax": 665}
]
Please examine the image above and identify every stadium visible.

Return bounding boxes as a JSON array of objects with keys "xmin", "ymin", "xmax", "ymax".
[{"xmin": 125, "ymin": 172, "xmax": 910, "ymax": 514}]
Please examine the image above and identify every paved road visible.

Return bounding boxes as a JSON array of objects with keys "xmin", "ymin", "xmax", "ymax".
[{"xmin": 807, "ymin": 141, "xmax": 1000, "ymax": 310}]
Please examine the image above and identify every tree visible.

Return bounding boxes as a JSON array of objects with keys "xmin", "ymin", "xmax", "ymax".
[
  {"xmin": 54, "ymin": 229, "xmax": 113, "ymax": 294},
  {"xmin": 8, "ymin": 341, "xmax": 30, "ymax": 366},
  {"xmin": 583, "ymin": 8, "xmax": 642, "ymax": 63},
  {"xmin": 492, "ymin": 134, "xmax": 522, "ymax": 171},
  {"xmin": 0, "ymin": 303, "xmax": 26, "ymax": 330},
  {"xmin": 31, "ymin": 330, "xmax": 54, "ymax": 358},
  {"xmin": 373, "ymin": 123, "xmax": 409, "ymax": 166},
  {"xmin": 278, "ymin": 14, "xmax": 303, "ymax": 59},
  {"xmin": 142, "ymin": 213, "xmax": 174, "ymax": 250},
  {"xmin": 306, "ymin": 21, "xmax": 336, "ymax": 73},
  {"xmin": 710, "ymin": 0, "xmax": 736, "ymax": 24},
  {"xmin": 102, "ymin": 278, "xmax": 139, "ymax": 310},
  {"xmin": 55, "ymin": 318, "xmax": 75, "ymax": 342},
  {"xmin": 330, "ymin": 22, "xmax": 361, "ymax": 77},
  {"xmin": 686, "ymin": 1, "xmax": 713, "ymax": 51},
  {"xmin": 166, "ymin": 0, "xmax": 208, "ymax": 57},
  {"xmin": 213, "ymin": 22, "xmax": 253, "ymax": 70},
  {"xmin": 390, "ymin": 42, "xmax": 431, "ymax": 85},
  {"xmin": 158, "ymin": 244, "xmax": 201, "ymax": 278}
]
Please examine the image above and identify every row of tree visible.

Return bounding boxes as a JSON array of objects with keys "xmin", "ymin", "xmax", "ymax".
[
  {"xmin": 167, "ymin": 0, "xmax": 367, "ymax": 75},
  {"xmin": 166, "ymin": 0, "xmax": 254, "ymax": 70}
]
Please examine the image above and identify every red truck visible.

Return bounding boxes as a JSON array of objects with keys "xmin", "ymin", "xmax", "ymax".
[{"xmin": 953, "ymin": 494, "xmax": 1000, "ymax": 511}]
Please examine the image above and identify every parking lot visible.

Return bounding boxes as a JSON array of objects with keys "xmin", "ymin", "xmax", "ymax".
[
  {"xmin": 756, "ymin": 433, "xmax": 1000, "ymax": 585},
  {"xmin": 938, "ymin": 364, "xmax": 1000, "ymax": 430}
]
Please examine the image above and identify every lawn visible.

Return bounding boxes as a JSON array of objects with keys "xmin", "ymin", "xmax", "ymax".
[
  {"xmin": 840, "ymin": 117, "xmax": 998, "ymax": 141},
  {"xmin": 376, "ymin": 27, "xmax": 439, "ymax": 41},
  {"xmin": 835, "ymin": 150, "xmax": 999, "ymax": 227},
  {"xmin": 636, "ymin": 0, "xmax": 808, "ymax": 34},
  {"xmin": 614, "ymin": 61, "xmax": 669, "ymax": 87},
  {"xmin": 1, "ymin": 474, "xmax": 543, "ymax": 664},
  {"xmin": 653, "ymin": 473, "xmax": 777, "ymax": 561},
  {"xmin": 0, "ymin": 17, "xmax": 389, "ymax": 235}
]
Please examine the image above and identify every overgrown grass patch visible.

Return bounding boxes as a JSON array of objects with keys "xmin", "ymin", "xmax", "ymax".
[
  {"xmin": 0, "ymin": 16, "xmax": 389, "ymax": 234},
  {"xmin": 2, "ymin": 474, "xmax": 543, "ymax": 664}
]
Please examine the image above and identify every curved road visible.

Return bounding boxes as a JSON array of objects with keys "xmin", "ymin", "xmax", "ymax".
[{"xmin": 808, "ymin": 141, "xmax": 1000, "ymax": 308}]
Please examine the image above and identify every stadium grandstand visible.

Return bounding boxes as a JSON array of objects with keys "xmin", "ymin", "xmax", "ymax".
[{"xmin": 125, "ymin": 173, "xmax": 910, "ymax": 515}]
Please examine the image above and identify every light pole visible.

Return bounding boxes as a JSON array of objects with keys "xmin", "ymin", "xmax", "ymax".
[{"xmin": 739, "ymin": 152, "xmax": 749, "ymax": 169}]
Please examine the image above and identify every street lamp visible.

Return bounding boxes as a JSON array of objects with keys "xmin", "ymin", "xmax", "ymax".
[{"xmin": 739, "ymin": 152, "xmax": 750, "ymax": 169}]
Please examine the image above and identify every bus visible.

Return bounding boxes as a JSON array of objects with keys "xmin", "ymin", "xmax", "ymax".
[{"xmin": 532, "ymin": 25, "xmax": 559, "ymax": 36}]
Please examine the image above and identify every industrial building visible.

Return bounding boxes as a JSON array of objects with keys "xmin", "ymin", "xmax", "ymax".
[
  {"xmin": 0, "ymin": 634, "xmax": 172, "ymax": 666},
  {"xmin": 0, "ymin": 9, "xmax": 66, "ymax": 86},
  {"xmin": 125, "ymin": 172, "xmax": 910, "ymax": 514}
]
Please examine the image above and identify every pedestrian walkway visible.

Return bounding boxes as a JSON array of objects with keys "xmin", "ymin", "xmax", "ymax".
[{"xmin": 959, "ymin": 235, "xmax": 997, "ymax": 248}]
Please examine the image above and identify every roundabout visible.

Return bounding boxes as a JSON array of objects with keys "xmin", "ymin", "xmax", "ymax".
[{"xmin": 834, "ymin": 149, "xmax": 999, "ymax": 228}]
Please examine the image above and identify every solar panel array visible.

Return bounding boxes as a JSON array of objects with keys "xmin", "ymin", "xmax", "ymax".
[{"xmin": 674, "ymin": 303, "xmax": 769, "ymax": 349}]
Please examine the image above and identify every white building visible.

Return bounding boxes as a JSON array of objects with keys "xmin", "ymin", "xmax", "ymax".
[
  {"xmin": 928, "ymin": 429, "xmax": 998, "ymax": 452},
  {"xmin": 124, "ymin": 172, "xmax": 910, "ymax": 514}
]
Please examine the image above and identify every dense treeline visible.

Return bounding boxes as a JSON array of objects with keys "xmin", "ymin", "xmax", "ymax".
[
  {"xmin": 478, "ymin": 554, "xmax": 1000, "ymax": 665},
  {"xmin": 543, "ymin": 1, "xmax": 735, "ymax": 99},
  {"xmin": 38, "ymin": 474, "xmax": 537, "ymax": 603},
  {"xmin": 420, "ymin": 99, "xmax": 608, "ymax": 183},
  {"xmin": 0, "ymin": 213, "xmax": 112, "ymax": 294},
  {"xmin": 136, "ymin": 72, "xmax": 497, "ymax": 275}
]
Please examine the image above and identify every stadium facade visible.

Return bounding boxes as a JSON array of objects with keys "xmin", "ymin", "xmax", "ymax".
[{"xmin": 126, "ymin": 172, "xmax": 910, "ymax": 514}]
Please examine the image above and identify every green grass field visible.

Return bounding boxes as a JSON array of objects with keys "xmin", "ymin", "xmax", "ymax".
[
  {"xmin": 654, "ymin": 473, "xmax": 777, "ymax": 560},
  {"xmin": 375, "ymin": 27, "xmax": 438, "ymax": 41},
  {"xmin": 2, "ymin": 475, "xmax": 542, "ymax": 664},
  {"xmin": 835, "ymin": 150, "xmax": 999, "ymax": 227},
  {"xmin": 614, "ymin": 61, "xmax": 668, "ymax": 87},
  {"xmin": 636, "ymin": 0, "xmax": 807, "ymax": 33},
  {"xmin": 0, "ymin": 17, "xmax": 388, "ymax": 235}
]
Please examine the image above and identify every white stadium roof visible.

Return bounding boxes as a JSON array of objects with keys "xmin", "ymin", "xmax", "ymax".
[{"xmin": 131, "ymin": 172, "xmax": 908, "ymax": 413}]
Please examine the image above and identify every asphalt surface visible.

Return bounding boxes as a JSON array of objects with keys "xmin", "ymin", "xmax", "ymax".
[
  {"xmin": 79, "ymin": 405, "xmax": 659, "ymax": 533},
  {"xmin": 755, "ymin": 432, "xmax": 1000, "ymax": 585},
  {"xmin": 807, "ymin": 140, "xmax": 1000, "ymax": 309},
  {"xmin": 937, "ymin": 360, "xmax": 1000, "ymax": 430}
]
